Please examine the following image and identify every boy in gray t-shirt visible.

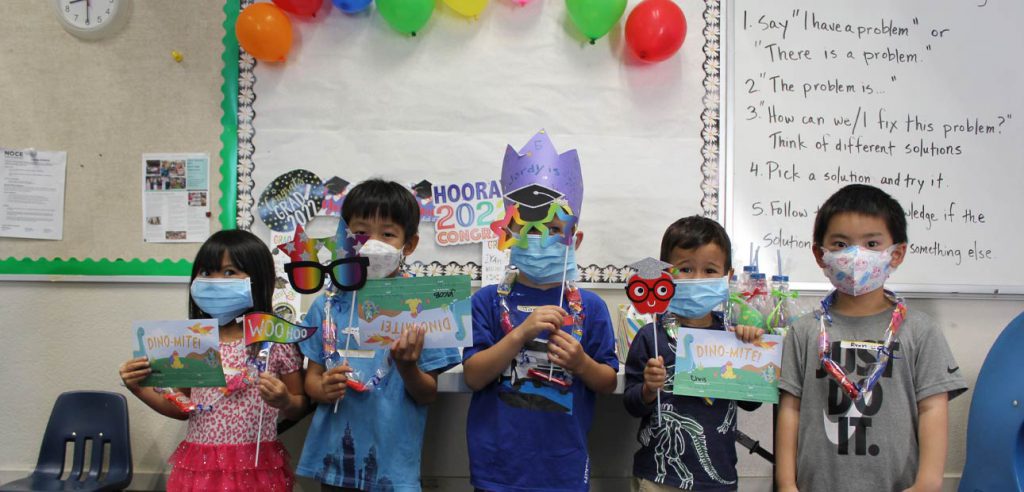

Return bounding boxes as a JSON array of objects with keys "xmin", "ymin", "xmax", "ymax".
[{"xmin": 776, "ymin": 185, "xmax": 967, "ymax": 492}]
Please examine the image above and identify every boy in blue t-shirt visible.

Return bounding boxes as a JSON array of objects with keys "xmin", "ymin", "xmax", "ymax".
[
  {"xmin": 463, "ymin": 131, "xmax": 619, "ymax": 492},
  {"xmin": 298, "ymin": 179, "xmax": 461, "ymax": 491}
]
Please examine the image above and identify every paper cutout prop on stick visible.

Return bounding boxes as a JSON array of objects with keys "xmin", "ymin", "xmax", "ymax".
[
  {"xmin": 277, "ymin": 222, "xmax": 369, "ymax": 294},
  {"xmin": 626, "ymin": 257, "xmax": 676, "ymax": 315},
  {"xmin": 491, "ymin": 130, "xmax": 583, "ymax": 250},
  {"xmin": 625, "ymin": 257, "xmax": 675, "ymax": 425},
  {"xmin": 243, "ymin": 312, "xmax": 318, "ymax": 345}
]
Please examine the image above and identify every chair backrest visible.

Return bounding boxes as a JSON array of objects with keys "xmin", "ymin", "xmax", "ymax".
[
  {"xmin": 35, "ymin": 391, "xmax": 132, "ymax": 489},
  {"xmin": 960, "ymin": 311, "xmax": 1024, "ymax": 492}
]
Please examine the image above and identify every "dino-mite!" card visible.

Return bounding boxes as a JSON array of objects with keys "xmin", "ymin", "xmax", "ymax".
[
  {"xmin": 672, "ymin": 328, "xmax": 784, "ymax": 403},
  {"xmin": 131, "ymin": 319, "xmax": 227, "ymax": 388}
]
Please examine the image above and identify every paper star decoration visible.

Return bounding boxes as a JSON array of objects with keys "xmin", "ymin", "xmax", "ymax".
[{"xmin": 276, "ymin": 224, "xmax": 321, "ymax": 263}]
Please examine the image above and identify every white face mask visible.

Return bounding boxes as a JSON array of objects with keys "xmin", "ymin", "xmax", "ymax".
[
  {"xmin": 360, "ymin": 239, "xmax": 404, "ymax": 279},
  {"xmin": 821, "ymin": 245, "xmax": 897, "ymax": 296}
]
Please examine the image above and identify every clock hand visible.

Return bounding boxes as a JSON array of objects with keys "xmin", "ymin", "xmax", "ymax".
[
  {"xmin": 69, "ymin": 0, "xmax": 84, "ymax": 3},
  {"xmin": 86, "ymin": 0, "xmax": 90, "ymax": 24}
]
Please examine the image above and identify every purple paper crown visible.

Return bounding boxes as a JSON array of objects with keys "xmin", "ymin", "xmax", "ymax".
[{"xmin": 500, "ymin": 130, "xmax": 583, "ymax": 219}]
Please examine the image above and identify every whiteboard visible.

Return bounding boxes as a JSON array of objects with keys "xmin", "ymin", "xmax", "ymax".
[
  {"xmin": 235, "ymin": 0, "xmax": 720, "ymax": 283},
  {"xmin": 724, "ymin": 0, "xmax": 1024, "ymax": 294}
]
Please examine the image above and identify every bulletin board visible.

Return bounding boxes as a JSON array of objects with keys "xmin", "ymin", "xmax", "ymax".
[
  {"xmin": 0, "ymin": 1, "xmax": 236, "ymax": 279},
  {"xmin": 233, "ymin": 0, "xmax": 724, "ymax": 283}
]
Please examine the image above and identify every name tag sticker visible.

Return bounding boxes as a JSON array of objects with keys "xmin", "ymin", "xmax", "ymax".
[
  {"xmin": 840, "ymin": 340, "xmax": 883, "ymax": 351},
  {"xmin": 517, "ymin": 305, "xmax": 538, "ymax": 313},
  {"xmin": 344, "ymin": 349, "xmax": 376, "ymax": 359}
]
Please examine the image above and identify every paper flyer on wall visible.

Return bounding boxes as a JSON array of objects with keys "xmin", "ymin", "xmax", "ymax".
[
  {"xmin": 0, "ymin": 148, "xmax": 66, "ymax": 240},
  {"xmin": 142, "ymin": 153, "xmax": 210, "ymax": 243}
]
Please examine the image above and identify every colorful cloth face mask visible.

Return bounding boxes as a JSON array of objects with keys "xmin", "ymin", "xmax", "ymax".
[
  {"xmin": 821, "ymin": 245, "xmax": 897, "ymax": 296},
  {"xmin": 668, "ymin": 277, "xmax": 729, "ymax": 319}
]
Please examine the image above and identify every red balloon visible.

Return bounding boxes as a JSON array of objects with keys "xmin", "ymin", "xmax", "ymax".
[
  {"xmin": 625, "ymin": 0, "xmax": 687, "ymax": 63},
  {"xmin": 273, "ymin": 0, "xmax": 324, "ymax": 16}
]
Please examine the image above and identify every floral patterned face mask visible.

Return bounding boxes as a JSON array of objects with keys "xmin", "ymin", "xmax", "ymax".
[{"xmin": 820, "ymin": 245, "xmax": 897, "ymax": 296}]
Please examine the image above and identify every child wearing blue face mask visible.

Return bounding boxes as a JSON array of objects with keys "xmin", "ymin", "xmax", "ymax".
[
  {"xmin": 463, "ymin": 131, "xmax": 619, "ymax": 492},
  {"xmin": 623, "ymin": 216, "xmax": 763, "ymax": 492},
  {"xmin": 118, "ymin": 229, "xmax": 305, "ymax": 490},
  {"xmin": 775, "ymin": 185, "xmax": 966, "ymax": 492}
]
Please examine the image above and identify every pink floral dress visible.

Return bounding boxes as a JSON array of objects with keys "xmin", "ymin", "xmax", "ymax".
[{"xmin": 166, "ymin": 339, "xmax": 301, "ymax": 491}]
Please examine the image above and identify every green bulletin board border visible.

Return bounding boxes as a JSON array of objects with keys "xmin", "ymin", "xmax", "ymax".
[{"xmin": 0, "ymin": 1, "xmax": 241, "ymax": 278}]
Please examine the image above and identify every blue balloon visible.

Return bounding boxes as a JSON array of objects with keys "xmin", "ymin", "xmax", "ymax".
[{"xmin": 332, "ymin": 0, "xmax": 372, "ymax": 13}]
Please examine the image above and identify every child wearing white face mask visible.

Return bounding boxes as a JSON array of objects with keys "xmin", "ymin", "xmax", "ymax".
[
  {"xmin": 296, "ymin": 179, "xmax": 461, "ymax": 492},
  {"xmin": 776, "ymin": 184, "xmax": 967, "ymax": 492},
  {"xmin": 623, "ymin": 216, "xmax": 762, "ymax": 492},
  {"xmin": 118, "ymin": 230, "xmax": 305, "ymax": 491}
]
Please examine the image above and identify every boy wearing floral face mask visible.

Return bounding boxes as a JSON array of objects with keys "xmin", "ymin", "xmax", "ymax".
[
  {"xmin": 463, "ymin": 131, "xmax": 619, "ymax": 492},
  {"xmin": 297, "ymin": 179, "xmax": 462, "ymax": 491},
  {"xmin": 776, "ymin": 184, "xmax": 966, "ymax": 492},
  {"xmin": 623, "ymin": 216, "xmax": 762, "ymax": 492}
]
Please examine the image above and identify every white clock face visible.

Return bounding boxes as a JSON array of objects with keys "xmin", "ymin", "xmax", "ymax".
[{"xmin": 55, "ymin": 0, "xmax": 122, "ymax": 38}]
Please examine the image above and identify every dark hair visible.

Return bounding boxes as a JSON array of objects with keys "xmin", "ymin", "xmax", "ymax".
[
  {"xmin": 188, "ymin": 229, "xmax": 275, "ymax": 320},
  {"xmin": 342, "ymin": 178, "xmax": 420, "ymax": 243},
  {"xmin": 660, "ymin": 215, "xmax": 733, "ymax": 270},
  {"xmin": 813, "ymin": 184, "xmax": 908, "ymax": 246}
]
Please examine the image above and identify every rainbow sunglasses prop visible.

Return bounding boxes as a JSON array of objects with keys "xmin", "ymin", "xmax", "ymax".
[{"xmin": 276, "ymin": 221, "xmax": 369, "ymax": 294}]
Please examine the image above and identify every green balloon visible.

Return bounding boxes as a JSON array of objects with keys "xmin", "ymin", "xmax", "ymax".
[
  {"xmin": 377, "ymin": 0, "xmax": 434, "ymax": 35},
  {"xmin": 565, "ymin": 0, "xmax": 627, "ymax": 42}
]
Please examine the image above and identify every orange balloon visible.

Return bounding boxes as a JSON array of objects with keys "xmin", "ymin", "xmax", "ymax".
[{"xmin": 236, "ymin": 3, "xmax": 294, "ymax": 63}]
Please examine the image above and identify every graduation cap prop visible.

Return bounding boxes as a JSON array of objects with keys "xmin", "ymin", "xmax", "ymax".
[
  {"xmin": 324, "ymin": 176, "xmax": 350, "ymax": 195},
  {"xmin": 626, "ymin": 256, "xmax": 676, "ymax": 426},
  {"xmin": 411, "ymin": 179, "xmax": 432, "ymax": 200},
  {"xmin": 491, "ymin": 130, "xmax": 583, "ymax": 250}
]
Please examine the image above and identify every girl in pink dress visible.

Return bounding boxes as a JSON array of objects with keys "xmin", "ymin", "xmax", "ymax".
[{"xmin": 119, "ymin": 230, "xmax": 307, "ymax": 491}]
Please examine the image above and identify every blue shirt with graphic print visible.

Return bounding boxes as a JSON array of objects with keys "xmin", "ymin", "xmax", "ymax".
[
  {"xmin": 297, "ymin": 292, "xmax": 461, "ymax": 491},
  {"xmin": 464, "ymin": 283, "xmax": 619, "ymax": 492}
]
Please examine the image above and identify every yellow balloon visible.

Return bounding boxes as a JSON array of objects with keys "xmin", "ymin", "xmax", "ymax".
[{"xmin": 442, "ymin": 0, "xmax": 488, "ymax": 18}]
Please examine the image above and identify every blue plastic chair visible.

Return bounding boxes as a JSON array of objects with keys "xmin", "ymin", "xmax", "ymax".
[
  {"xmin": 960, "ymin": 311, "xmax": 1024, "ymax": 492},
  {"xmin": 0, "ymin": 391, "xmax": 133, "ymax": 491}
]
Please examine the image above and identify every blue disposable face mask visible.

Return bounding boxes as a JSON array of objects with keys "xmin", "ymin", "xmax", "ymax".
[
  {"xmin": 668, "ymin": 277, "xmax": 729, "ymax": 319},
  {"xmin": 509, "ymin": 235, "xmax": 577, "ymax": 285},
  {"xmin": 190, "ymin": 277, "xmax": 254, "ymax": 325}
]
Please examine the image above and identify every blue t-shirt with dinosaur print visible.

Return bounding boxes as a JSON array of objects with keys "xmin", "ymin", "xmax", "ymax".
[{"xmin": 623, "ymin": 312, "xmax": 759, "ymax": 491}]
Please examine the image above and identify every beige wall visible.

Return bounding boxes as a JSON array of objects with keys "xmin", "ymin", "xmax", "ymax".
[{"xmin": 0, "ymin": 281, "xmax": 1018, "ymax": 490}]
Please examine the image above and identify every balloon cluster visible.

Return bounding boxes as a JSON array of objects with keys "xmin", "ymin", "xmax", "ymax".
[{"xmin": 236, "ymin": 0, "xmax": 688, "ymax": 64}]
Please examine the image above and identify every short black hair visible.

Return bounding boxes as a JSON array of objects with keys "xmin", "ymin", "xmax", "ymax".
[
  {"xmin": 660, "ymin": 215, "xmax": 733, "ymax": 271},
  {"xmin": 342, "ymin": 178, "xmax": 420, "ymax": 243},
  {"xmin": 189, "ymin": 229, "xmax": 275, "ymax": 319},
  {"xmin": 813, "ymin": 184, "xmax": 908, "ymax": 245}
]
